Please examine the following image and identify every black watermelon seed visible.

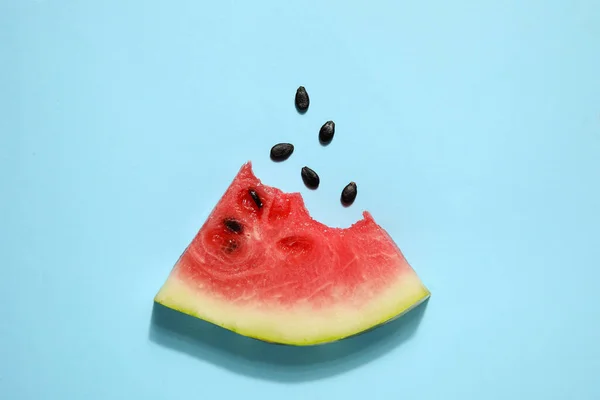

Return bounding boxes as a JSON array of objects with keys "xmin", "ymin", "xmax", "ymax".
[
  {"xmin": 248, "ymin": 189, "xmax": 263, "ymax": 208},
  {"xmin": 223, "ymin": 238, "xmax": 238, "ymax": 253},
  {"xmin": 270, "ymin": 143, "xmax": 294, "ymax": 162},
  {"xmin": 341, "ymin": 182, "xmax": 357, "ymax": 206},
  {"xmin": 224, "ymin": 218, "xmax": 243, "ymax": 233},
  {"xmin": 319, "ymin": 121, "xmax": 335, "ymax": 145},
  {"xmin": 295, "ymin": 86, "xmax": 309, "ymax": 113},
  {"xmin": 301, "ymin": 166, "xmax": 320, "ymax": 189}
]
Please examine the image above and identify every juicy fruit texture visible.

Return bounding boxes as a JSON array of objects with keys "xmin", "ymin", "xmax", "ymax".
[{"xmin": 155, "ymin": 162, "xmax": 430, "ymax": 345}]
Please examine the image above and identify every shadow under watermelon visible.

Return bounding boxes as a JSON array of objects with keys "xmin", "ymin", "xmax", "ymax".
[{"xmin": 148, "ymin": 299, "xmax": 429, "ymax": 382}]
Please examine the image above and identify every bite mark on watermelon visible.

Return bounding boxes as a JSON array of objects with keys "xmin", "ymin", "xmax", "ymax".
[{"xmin": 155, "ymin": 162, "xmax": 430, "ymax": 345}]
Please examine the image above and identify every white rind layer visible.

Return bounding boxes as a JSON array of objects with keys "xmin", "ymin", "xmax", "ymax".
[{"xmin": 154, "ymin": 265, "xmax": 430, "ymax": 346}]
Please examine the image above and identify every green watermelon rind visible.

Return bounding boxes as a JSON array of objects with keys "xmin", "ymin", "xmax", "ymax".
[{"xmin": 154, "ymin": 265, "xmax": 430, "ymax": 346}]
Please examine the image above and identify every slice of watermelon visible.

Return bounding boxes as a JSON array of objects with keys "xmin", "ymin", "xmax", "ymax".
[{"xmin": 155, "ymin": 162, "xmax": 430, "ymax": 346}]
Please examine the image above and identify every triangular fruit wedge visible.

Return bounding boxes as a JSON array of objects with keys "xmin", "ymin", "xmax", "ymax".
[{"xmin": 155, "ymin": 162, "xmax": 430, "ymax": 345}]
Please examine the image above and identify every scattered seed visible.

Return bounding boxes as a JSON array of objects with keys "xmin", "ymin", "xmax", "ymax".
[
  {"xmin": 295, "ymin": 86, "xmax": 309, "ymax": 113},
  {"xmin": 248, "ymin": 189, "xmax": 263, "ymax": 208},
  {"xmin": 341, "ymin": 182, "xmax": 357, "ymax": 206},
  {"xmin": 301, "ymin": 166, "xmax": 320, "ymax": 189},
  {"xmin": 223, "ymin": 238, "xmax": 238, "ymax": 253},
  {"xmin": 224, "ymin": 218, "xmax": 243, "ymax": 233},
  {"xmin": 270, "ymin": 143, "xmax": 294, "ymax": 162},
  {"xmin": 319, "ymin": 121, "xmax": 335, "ymax": 145}
]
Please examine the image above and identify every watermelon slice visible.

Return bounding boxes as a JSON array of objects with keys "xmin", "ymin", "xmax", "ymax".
[{"xmin": 155, "ymin": 162, "xmax": 429, "ymax": 346}]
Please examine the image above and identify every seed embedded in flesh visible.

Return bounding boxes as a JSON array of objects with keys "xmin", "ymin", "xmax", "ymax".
[
  {"xmin": 341, "ymin": 182, "xmax": 357, "ymax": 206},
  {"xmin": 270, "ymin": 143, "xmax": 294, "ymax": 162},
  {"xmin": 224, "ymin": 218, "xmax": 243, "ymax": 233},
  {"xmin": 248, "ymin": 189, "xmax": 263, "ymax": 208},
  {"xmin": 223, "ymin": 238, "xmax": 238, "ymax": 253},
  {"xmin": 319, "ymin": 121, "xmax": 335, "ymax": 145},
  {"xmin": 295, "ymin": 86, "xmax": 309, "ymax": 112},
  {"xmin": 301, "ymin": 166, "xmax": 320, "ymax": 189}
]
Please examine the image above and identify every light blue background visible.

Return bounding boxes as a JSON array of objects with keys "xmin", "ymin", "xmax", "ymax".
[{"xmin": 2, "ymin": 1, "xmax": 599, "ymax": 399}]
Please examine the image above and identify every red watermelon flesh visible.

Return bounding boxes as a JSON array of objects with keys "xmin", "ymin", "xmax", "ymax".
[{"xmin": 155, "ymin": 162, "xmax": 429, "ymax": 345}]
